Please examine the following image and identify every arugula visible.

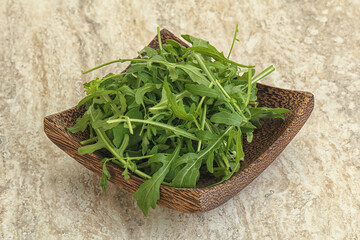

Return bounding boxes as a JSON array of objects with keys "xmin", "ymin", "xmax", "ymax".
[{"xmin": 67, "ymin": 26, "xmax": 289, "ymax": 216}]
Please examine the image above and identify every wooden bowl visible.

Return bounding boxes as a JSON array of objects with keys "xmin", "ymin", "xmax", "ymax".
[{"xmin": 44, "ymin": 29, "xmax": 314, "ymax": 213}]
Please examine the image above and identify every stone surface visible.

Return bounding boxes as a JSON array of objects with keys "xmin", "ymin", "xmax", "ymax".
[{"xmin": 1, "ymin": 0, "xmax": 360, "ymax": 239}]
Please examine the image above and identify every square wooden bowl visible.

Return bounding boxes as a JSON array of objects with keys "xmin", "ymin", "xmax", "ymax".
[{"xmin": 44, "ymin": 29, "xmax": 314, "ymax": 213}]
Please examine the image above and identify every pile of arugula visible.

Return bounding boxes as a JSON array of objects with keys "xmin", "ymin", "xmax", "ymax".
[{"xmin": 67, "ymin": 26, "xmax": 289, "ymax": 216}]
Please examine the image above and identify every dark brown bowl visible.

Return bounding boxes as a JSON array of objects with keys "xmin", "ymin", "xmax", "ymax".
[{"xmin": 44, "ymin": 29, "xmax": 314, "ymax": 213}]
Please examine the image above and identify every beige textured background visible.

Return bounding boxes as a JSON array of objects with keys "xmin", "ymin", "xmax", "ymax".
[{"xmin": 1, "ymin": 0, "xmax": 360, "ymax": 239}]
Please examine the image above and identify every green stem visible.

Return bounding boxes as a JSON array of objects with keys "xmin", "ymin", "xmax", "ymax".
[
  {"xmin": 227, "ymin": 24, "xmax": 239, "ymax": 59},
  {"xmin": 195, "ymin": 82, "xmax": 214, "ymax": 112},
  {"xmin": 80, "ymin": 137, "xmax": 97, "ymax": 145},
  {"xmin": 197, "ymin": 104, "xmax": 207, "ymax": 152},
  {"xmin": 107, "ymin": 118, "xmax": 200, "ymax": 141},
  {"xmin": 192, "ymin": 116, "xmax": 201, "ymax": 130},
  {"xmin": 251, "ymin": 65, "xmax": 275, "ymax": 84},
  {"xmin": 157, "ymin": 27, "xmax": 163, "ymax": 50},
  {"xmin": 243, "ymin": 67, "xmax": 253, "ymax": 110},
  {"xmin": 82, "ymin": 60, "xmax": 122, "ymax": 74},
  {"xmin": 124, "ymin": 116, "xmax": 134, "ymax": 134},
  {"xmin": 126, "ymin": 154, "xmax": 155, "ymax": 160},
  {"xmin": 221, "ymin": 153, "xmax": 230, "ymax": 169}
]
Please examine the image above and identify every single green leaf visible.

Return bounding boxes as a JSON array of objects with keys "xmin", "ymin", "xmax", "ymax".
[
  {"xmin": 78, "ymin": 141, "xmax": 106, "ymax": 155},
  {"xmin": 167, "ymin": 65, "xmax": 178, "ymax": 81},
  {"xmin": 135, "ymin": 83, "xmax": 157, "ymax": 106},
  {"xmin": 125, "ymin": 107, "xmax": 143, "ymax": 119},
  {"xmin": 185, "ymin": 84, "xmax": 223, "ymax": 100},
  {"xmin": 206, "ymin": 149, "xmax": 215, "ymax": 173},
  {"xmin": 235, "ymin": 130, "xmax": 244, "ymax": 163},
  {"xmin": 112, "ymin": 124, "xmax": 126, "ymax": 148},
  {"xmin": 213, "ymin": 130, "xmax": 244, "ymax": 186},
  {"xmin": 182, "ymin": 34, "xmax": 209, "ymax": 47},
  {"xmin": 133, "ymin": 143, "xmax": 182, "ymax": 216},
  {"xmin": 139, "ymin": 46, "xmax": 158, "ymax": 58},
  {"xmin": 166, "ymin": 39, "xmax": 181, "ymax": 48},
  {"xmin": 177, "ymin": 63, "xmax": 210, "ymax": 86},
  {"xmin": 100, "ymin": 159, "xmax": 112, "ymax": 192},
  {"xmin": 250, "ymin": 107, "xmax": 290, "ymax": 126},
  {"xmin": 122, "ymin": 155, "xmax": 132, "ymax": 180},
  {"xmin": 194, "ymin": 130, "xmax": 219, "ymax": 141},
  {"xmin": 163, "ymin": 79, "xmax": 193, "ymax": 121},
  {"xmin": 246, "ymin": 132, "xmax": 253, "ymax": 143},
  {"xmin": 66, "ymin": 113, "xmax": 90, "ymax": 133},
  {"xmin": 210, "ymin": 111, "xmax": 244, "ymax": 127}
]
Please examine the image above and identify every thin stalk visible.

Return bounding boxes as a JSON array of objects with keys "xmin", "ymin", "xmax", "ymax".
[
  {"xmin": 126, "ymin": 154, "xmax": 154, "ymax": 161},
  {"xmin": 80, "ymin": 137, "xmax": 97, "ymax": 145},
  {"xmin": 251, "ymin": 65, "xmax": 275, "ymax": 84},
  {"xmin": 221, "ymin": 153, "xmax": 230, "ymax": 169},
  {"xmin": 243, "ymin": 67, "xmax": 253, "ymax": 110},
  {"xmin": 107, "ymin": 118, "xmax": 200, "ymax": 141},
  {"xmin": 195, "ymin": 82, "xmax": 214, "ymax": 112},
  {"xmin": 124, "ymin": 116, "xmax": 134, "ymax": 134},
  {"xmin": 197, "ymin": 104, "xmax": 207, "ymax": 152},
  {"xmin": 82, "ymin": 60, "xmax": 122, "ymax": 74},
  {"xmin": 227, "ymin": 24, "xmax": 239, "ymax": 59},
  {"xmin": 157, "ymin": 27, "xmax": 163, "ymax": 50},
  {"xmin": 192, "ymin": 116, "xmax": 201, "ymax": 130}
]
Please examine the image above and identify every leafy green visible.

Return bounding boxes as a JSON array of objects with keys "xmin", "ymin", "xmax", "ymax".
[
  {"xmin": 68, "ymin": 26, "xmax": 289, "ymax": 216},
  {"xmin": 210, "ymin": 112, "xmax": 244, "ymax": 127},
  {"xmin": 185, "ymin": 84, "xmax": 223, "ymax": 100},
  {"xmin": 100, "ymin": 158, "xmax": 112, "ymax": 192},
  {"xmin": 133, "ymin": 143, "xmax": 181, "ymax": 216}
]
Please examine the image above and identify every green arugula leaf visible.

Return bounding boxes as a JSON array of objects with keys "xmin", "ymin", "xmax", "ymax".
[
  {"xmin": 66, "ymin": 112, "xmax": 90, "ymax": 133},
  {"xmin": 206, "ymin": 149, "xmax": 215, "ymax": 173},
  {"xmin": 139, "ymin": 46, "xmax": 158, "ymax": 58},
  {"xmin": 100, "ymin": 158, "xmax": 112, "ymax": 192},
  {"xmin": 210, "ymin": 112, "xmax": 244, "ymax": 127},
  {"xmin": 112, "ymin": 124, "xmax": 126, "ymax": 148},
  {"xmin": 135, "ymin": 83, "xmax": 157, "ymax": 106},
  {"xmin": 250, "ymin": 107, "xmax": 290, "ymax": 126},
  {"xmin": 185, "ymin": 84, "xmax": 223, "ymax": 100},
  {"xmin": 194, "ymin": 130, "xmax": 219, "ymax": 141},
  {"xmin": 78, "ymin": 141, "xmax": 106, "ymax": 155},
  {"xmin": 163, "ymin": 79, "xmax": 193, "ymax": 121},
  {"xmin": 133, "ymin": 142, "xmax": 182, "ymax": 216}
]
